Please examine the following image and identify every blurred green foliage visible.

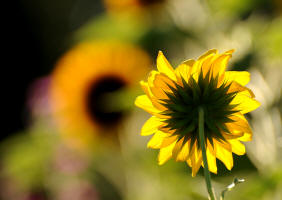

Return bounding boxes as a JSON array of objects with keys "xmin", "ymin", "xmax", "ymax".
[{"xmin": 1, "ymin": 0, "xmax": 282, "ymax": 199}]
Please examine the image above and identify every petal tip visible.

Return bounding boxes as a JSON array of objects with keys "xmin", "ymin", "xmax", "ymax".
[
  {"xmin": 158, "ymin": 50, "xmax": 164, "ymax": 57},
  {"xmin": 227, "ymin": 164, "xmax": 233, "ymax": 171},
  {"xmin": 157, "ymin": 159, "xmax": 166, "ymax": 165},
  {"xmin": 225, "ymin": 49, "xmax": 235, "ymax": 55}
]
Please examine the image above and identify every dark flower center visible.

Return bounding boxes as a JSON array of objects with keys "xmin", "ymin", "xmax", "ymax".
[
  {"xmin": 87, "ymin": 76, "xmax": 126, "ymax": 127},
  {"xmin": 161, "ymin": 70, "xmax": 239, "ymax": 147},
  {"xmin": 139, "ymin": 0, "xmax": 165, "ymax": 6},
  {"xmin": 27, "ymin": 188, "xmax": 48, "ymax": 200}
]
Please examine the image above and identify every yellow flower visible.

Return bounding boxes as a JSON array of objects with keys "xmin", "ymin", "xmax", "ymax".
[
  {"xmin": 103, "ymin": 0, "xmax": 165, "ymax": 12},
  {"xmin": 135, "ymin": 49, "xmax": 260, "ymax": 177},
  {"xmin": 50, "ymin": 41, "xmax": 151, "ymax": 150}
]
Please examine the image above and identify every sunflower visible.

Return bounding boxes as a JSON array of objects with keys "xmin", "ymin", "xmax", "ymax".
[
  {"xmin": 103, "ymin": 0, "xmax": 165, "ymax": 12},
  {"xmin": 135, "ymin": 49, "xmax": 260, "ymax": 177},
  {"xmin": 50, "ymin": 41, "xmax": 152, "ymax": 150}
]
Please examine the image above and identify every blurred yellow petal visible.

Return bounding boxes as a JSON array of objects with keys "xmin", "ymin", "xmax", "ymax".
[
  {"xmin": 51, "ymin": 41, "xmax": 152, "ymax": 150},
  {"xmin": 141, "ymin": 116, "xmax": 162, "ymax": 136},
  {"xmin": 157, "ymin": 51, "xmax": 177, "ymax": 81}
]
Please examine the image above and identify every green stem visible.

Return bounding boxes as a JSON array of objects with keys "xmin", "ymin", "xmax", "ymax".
[{"xmin": 198, "ymin": 107, "xmax": 216, "ymax": 200}]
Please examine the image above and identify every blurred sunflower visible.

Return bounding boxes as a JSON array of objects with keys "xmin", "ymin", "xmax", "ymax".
[
  {"xmin": 103, "ymin": 0, "xmax": 166, "ymax": 12},
  {"xmin": 135, "ymin": 49, "xmax": 260, "ymax": 176},
  {"xmin": 50, "ymin": 41, "xmax": 151, "ymax": 150}
]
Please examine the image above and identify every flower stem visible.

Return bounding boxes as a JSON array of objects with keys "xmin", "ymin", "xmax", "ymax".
[{"xmin": 198, "ymin": 107, "xmax": 216, "ymax": 200}]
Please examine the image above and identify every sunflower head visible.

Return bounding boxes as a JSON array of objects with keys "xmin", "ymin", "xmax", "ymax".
[
  {"xmin": 50, "ymin": 41, "xmax": 152, "ymax": 150},
  {"xmin": 135, "ymin": 49, "xmax": 260, "ymax": 176}
]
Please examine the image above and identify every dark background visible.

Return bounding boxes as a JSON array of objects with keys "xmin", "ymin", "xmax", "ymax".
[{"xmin": 2, "ymin": 0, "xmax": 103, "ymax": 140}]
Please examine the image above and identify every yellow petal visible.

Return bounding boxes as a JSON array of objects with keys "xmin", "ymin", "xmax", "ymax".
[
  {"xmin": 214, "ymin": 140, "xmax": 233, "ymax": 170},
  {"xmin": 175, "ymin": 59, "xmax": 194, "ymax": 83},
  {"xmin": 151, "ymin": 96, "xmax": 168, "ymax": 111},
  {"xmin": 158, "ymin": 123, "xmax": 176, "ymax": 134},
  {"xmin": 206, "ymin": 140, "xmax": 217, "ymax": 174},
  {"xmin": 228, "ymin": 139, "xmax": 246, "ymax": 155},
  {"xmin": 210, "ymin": 53, "xmax": 232, "ymax": 78},
  {"xmin": 198, "ymin": 49, "xmax": 218, "ymax": 60},
  {"xmin": 147, "ymin": 70, "xmax": 160, "ymax": 89},
  {"xmin": 141, "ymin": 116, "xmax": 163, "ymax": 136},
  {"xmin": 147, "ymin": 131, "xmax": 170, "ymax": 149},
  {"xmin": 140, "ymin": 81, "xmax": 167, "ymax": 111},
  {"xmin": 140, "ymin": 80, "xmax": 152, "ymax": 98},
  {"xmin": 227, "ymin": 115, "xmax": 252, "ymax": 135},
  {"xmin": 192, "ymin": 159, "xmax": 202, "ymax": 177},
  {"xmin": 157, "ymin": 51, "xmax": 177, "ymax": 81},
  {"xmin": 239, "ymin": 132, "xmax": 252, "ymax": 142},
  {"xmin": 231, "ymin": 93, "xmax": 260, "ymax": 114},
  {"xmin": 228, "ymin": 81, "xmax": 255, "ymax": 98},
  {"xmin": 135, "ymin": 95, "xmax": 160, "ymax": 115},
  {"xmin": 151, "ymin": 73, "xmax": 175, "ymax": 99},
  {"xmin": 172, "ymin": 137, "xmax": 185, "ymax": 159},
  {"xmin": 224, "ymin": 71, "xmax": 250, "ymax": 86},
  {"xmin": 175, "ymin": 139, "xmax": 191, "ymax": 162},
  {"xmin": 160, "ymin": 135, "xmax": 178, "ymax": 148},
  {"xmin": 201, "ymin": 54, "xmax": 217, "ymax": 77},
  {"xmin": 233, "ymin": 113, "xmax": 253, "ymax": 142},
  {"xmin": 191, "ymin": 147, "xmax": 203, "ymax": 177},
  {"xmin": 191, "ymin": 50, "xmax": 217, "ymax": 80},
  {"xmin": 158, "ymin": 141, "xmax": 177, "ymax": 165},
  {"xmin": 222, "ymin": 131, "xmax": 244, "ymax": 140},
  {"xmin": 225, "ymin": 49, "xmax": 235, "ymax": 54},
  {"xmin": 186, "ymin": 159, "xmax": 192, "ymax": 167},
  {"xmin": 183, "ymin": 59, "xmax": 196, "ymax": 66}
]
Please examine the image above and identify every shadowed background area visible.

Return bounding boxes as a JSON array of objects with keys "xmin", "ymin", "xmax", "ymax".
[{"xmin": 1, "ymin": 0, "xmax": 281, "ymax": 199}]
